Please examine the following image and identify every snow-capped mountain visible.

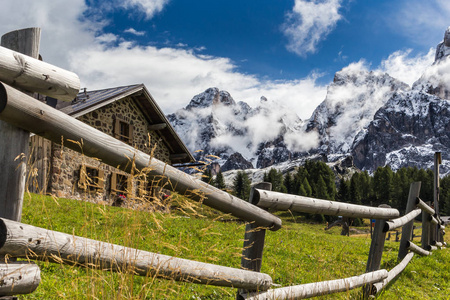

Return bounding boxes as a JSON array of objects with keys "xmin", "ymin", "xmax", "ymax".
[
  {"xmin": 168, "ymin": 27, "xmax": 450, "ymax": 178},
  {"xmin": 306, "ymin": 63, "xmax": 409, "ymax": 155},
  {"xmin": 167, "ymin": 87, "xmax": 306, "ymax": 170}
]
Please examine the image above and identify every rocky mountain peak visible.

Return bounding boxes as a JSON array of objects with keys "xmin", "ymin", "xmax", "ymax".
[
  {"xmin": 435, "ymin": 26, "xmax": 450, "ymax": 62},
  {"xmin": 413, "ymin": 27, "xmax": 450, "ymax": 100},
  {"xmin": 185, "ymin": 87, "xmax": 236, "ymax": 110}
]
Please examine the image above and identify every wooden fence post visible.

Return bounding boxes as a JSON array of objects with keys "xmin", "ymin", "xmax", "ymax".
[
  {"xmin": 0, "ymin": 28, "xmax": 40, "ymax": 222},
  {"xmin": 363, "ymin": 205, "xmax": 389, "ymax": 297},
  {"xmin": 421, "ymin": 201, "xmax": 431, "ymax": 250},
  {"xmin": 238, "ymin": 182, "xmax": 272, "ymax": 299},
  {"xmin": 434, "ymin": 152, "xmax": 442, "ymax": 242},
  {"xmin": 398, "ymin": 182, "xmax": 421, "ymax": 260}
]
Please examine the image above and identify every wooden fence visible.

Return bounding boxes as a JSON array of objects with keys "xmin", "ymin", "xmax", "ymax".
[{"xmin": 0, "ymin": 28, "xmax": 446, "ymax": 299}]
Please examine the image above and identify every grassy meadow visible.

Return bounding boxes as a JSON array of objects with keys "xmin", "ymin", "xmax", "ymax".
[{"xmin": 18, "ymin": 192, "xmax": 450, "ymax": 299}]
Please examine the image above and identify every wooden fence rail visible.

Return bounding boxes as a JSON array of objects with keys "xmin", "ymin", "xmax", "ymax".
[
  {"xmin": 241, "ymin": 270, "xmax": 388, "ymax": 300},
  {"xmin": 384, "ymin": 208, "xmax": 422, "ymax": 232},
  {"xmin": 0, "ymin": 218, "xmax": 273, "ymax": 290},
  {"xmin": 372, "ymin": 252, "xmax": 414, "ymax": 295},
  {"xmin": 0, "ymin": 262, "xmax": 40, "ymax": 296},
  {"xmin": 253, "ymin": 189, "xmax": 400, "ymax": 219}
]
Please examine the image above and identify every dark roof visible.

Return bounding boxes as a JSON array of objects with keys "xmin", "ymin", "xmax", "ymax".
[{"xmin": 59, "ymin": 84, "xmax": 194, "ymax": 164}]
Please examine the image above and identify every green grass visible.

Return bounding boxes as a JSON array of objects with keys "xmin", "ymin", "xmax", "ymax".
[{"xmin": 19, "ymin": 193, "xmax": 450, "ymax": 299}]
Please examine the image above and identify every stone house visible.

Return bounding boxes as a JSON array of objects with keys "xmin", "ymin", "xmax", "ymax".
[{"xmin": 28, "ymin": 84, "xmax": 194, "ymax": 206}]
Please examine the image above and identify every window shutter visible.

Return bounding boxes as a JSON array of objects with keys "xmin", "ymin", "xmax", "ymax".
[
  {"xmin": 97, "ymin": 169, "xmax": 105, "ymax": 190},
  {"xmin": 128, "ymin": 124, "xmax": 134, "ymax": 145},
  {"xmin": 111, "ymin": 172, "xmax": 117, "ymax": 193},
  {"xmin": 127, "ymin": 176, "xmax": 133, "ymax": 198},
  {"xmin": 78, "ymin": 164, "xmax": 87, "ymax": 190},
  {"xmin": 113, "ymin": 118, "xmax": 120, "ymax": 138}
]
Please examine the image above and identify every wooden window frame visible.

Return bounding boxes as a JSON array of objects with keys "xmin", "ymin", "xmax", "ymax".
[
  {"xmin": 111, "ymin": 172, "xmax": 132, "ymax": 199},
  {"xmin": 113, "ymin": 117, "xmax": 134, "ymax": 145},
  {"xmin": 78, "ymin": 164, "xmax": 104, "ymax": 193}
]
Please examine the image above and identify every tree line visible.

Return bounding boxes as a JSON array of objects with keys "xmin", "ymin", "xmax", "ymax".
[{"xmin": 202, "ymin": 160, "xmax": 450, "ymax": 217}]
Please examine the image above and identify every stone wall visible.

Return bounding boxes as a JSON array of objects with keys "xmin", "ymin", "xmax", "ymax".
[{"xmin": 49, "ymin": 96, "xmax": 172, "ymax": 206}]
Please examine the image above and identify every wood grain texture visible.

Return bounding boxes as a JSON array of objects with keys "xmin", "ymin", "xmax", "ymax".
[
  {"xmin": 398, "ymin": 182, "xmax": 422, "ymax": 260},
  {"xmin": 0, "ymin": 28, "xmax": 40, "ymax": 222},
  {"xmin": 372, "ymin": 252, "xmax": 414, "ymax": 295},
  {"xmin": 0, "ymin": 262, "xmax": 40, "ymax": 296},
  {"xmin": 384, "ymin": 208, "xmax": 421, "ymax": 232},
  {"xmin": 254, "ymin": 189, "xmax": 400, "ymax": 219},
  {"xmin": 0, "ymin": 218, "xmax": 272, "ymax": 290},
  {"xmin": 242, "ymin": 270, "xmax": 388, "ymax": 300},
  {"xmin": 0, "ymin": 29, "xmax": 79, "ymax": 102}
]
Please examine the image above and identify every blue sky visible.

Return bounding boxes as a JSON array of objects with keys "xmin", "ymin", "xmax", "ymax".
[{"xmin": 0, "ymin": 0, "xmax": 449, "ymax": 119}]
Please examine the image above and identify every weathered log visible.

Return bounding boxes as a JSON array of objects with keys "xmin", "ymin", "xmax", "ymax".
[
  {"xmin": 426, "ymin": 245, "xmax": 438, "ymax": 251},
  {"xmin": 253, "ymin": 189, "xmax": 399, "ymax": 219},
  {"xmin": 416, "ymin": 198, "xmax": 435, "ymax": 215},
  {"xmin": 364, "ymin": 215, "xmax": 387, "ymax": 297},
  {"xmin": 0, "ymin": 218, "xmax": 272, "ymax": 290},
  {"xmin": 0, "ymin": 41, "xmax": 79, "ymax": 101},
  {"xmin": 434, "ymin": 152, "xmax": 441, "ymax": 242},
  {"xmin": 406, "ymin": 241, "xmax": 430, "ymax": 256},
  {"xmin": 384, "ymin": 209, "xmax": 421, "ymax": 232},
  {"xmin": 431, "ymin": 241, "xmax": 443, "ymax": 248},
  {"xmin": 421, "ymin": 206, "xmax": 431, "ymax": 250},
  {"xmin": 430, "ymin": 215, "xmax": 438, "ymax": 225},
  {"xmin": 0, "ymin": 83, "xmax": 281, "ymax": 230},
  {"xmin": 372, "ymin": 252, "xmax": 414, "ymax": 295},
  {"xmin": 398, "ymin": 182, "xmax": 421, "ymax": 260},
  {"xmin": 0, "ymin": 28, "xmax": 40, "ymax": 222},
  {"xmin": 241, "ymin": 270, "xmax": 388, "ymax": 300},
  {"xmin": 0, "ymin": 262, "xmax": 40, "ymax": 296}
]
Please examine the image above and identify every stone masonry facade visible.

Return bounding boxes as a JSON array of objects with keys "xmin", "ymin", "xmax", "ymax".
[{"xmin": 49, "ymin": 96, "xmax": 172, "ymax": 206}]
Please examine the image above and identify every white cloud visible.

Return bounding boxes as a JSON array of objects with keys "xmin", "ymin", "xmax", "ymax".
[
  {"xmin": 0, "ymin": 0, "xmax": 327, "ymax": 120},
  {"xmin": 378, "ymin": 48, "xmax": 435, "ymax": 86},
  {"xmin": 124, "ymin": 28, "xmax": 146, "ymax": 36},
  {"xmin": 282, "ymin": 0, "xmax": 344, "ymax": 56},
  {"xmin": 121, "ymin": 0, "xmax": 169, "ymax": 20}
]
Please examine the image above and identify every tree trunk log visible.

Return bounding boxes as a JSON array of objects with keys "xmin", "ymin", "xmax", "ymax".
[
  {"xmin": 0, "ymin": 34, "xmax": 79, "ymax": 101},
  {"xmin": 372, "ymin": 252, "xmax": 414, "ymax": 295},
  {"xmin": 253, "ymin": 189, "xmax": 399, "ymax": 219},
  {"xmin": 0, "ymin": 262, "xmax": 40, "ymax": 296},
  {"xmin": 0, "ymin": 218, "xmax": 272, "ymax": 290},
  {"xmin": 384, "ymin": 209, "xmax": 421, "ymax": 232},
  {"xmin": 242, "ymin": 270, "xmax": 388, "ymax": 300},
  {"xmin": 0, "ymin": 28, "xmax": 41, "ymax": 222},
  {"xmin": 406, "ymin": 241, "xmax": 430, "ymax": 256}
]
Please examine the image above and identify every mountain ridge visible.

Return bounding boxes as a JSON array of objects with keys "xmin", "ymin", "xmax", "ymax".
[{"xmin": 168, "ymin": 27, "xmax": 450, "ymax": 179}]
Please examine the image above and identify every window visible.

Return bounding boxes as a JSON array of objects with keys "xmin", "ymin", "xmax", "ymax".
[
  {"xmin": 113, "ymin": 118, "xmax": 134, "ymax": 145},
  {"xmin": 111, "ymin": 172, "xmax": 132, "ymax": 198},
  {"xmin": 78, "ymin": 165, "xmax": 104, "ymax": 192}
]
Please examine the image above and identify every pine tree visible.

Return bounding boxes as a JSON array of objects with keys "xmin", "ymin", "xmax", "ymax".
[
  {"xmin": 349, "ymin": 175, "xmax": 361, "ymax": 204},
  {"xmin": 284, "ymin": 172, "xmax": 294, "ymax": 194},
  {"xmin": 233, "ymin": 171, "xmax": 251, "ymax": 200},
  {"xmin": 215, "ymin": 171, "xmax": 226, "ymax": 190},
  {"xmin": 266, "ymin": 168, "xmax": 286, "ymax": 193},
  {"xmin": 302, "ymin": 177, "xmax": 312, "ymax": 197},
  {"xmin": 337, "ymin": 178, "xmax": 349, "ymax": 203},
  {"xmin": 316, "ymin": 175, "xmax": 330, "ymax": 200}
]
